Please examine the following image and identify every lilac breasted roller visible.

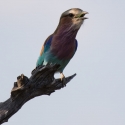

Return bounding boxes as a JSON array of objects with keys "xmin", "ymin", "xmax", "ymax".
[{"xmin": 36, "ymin": 8, "xmax": 88, "ymax": 82}]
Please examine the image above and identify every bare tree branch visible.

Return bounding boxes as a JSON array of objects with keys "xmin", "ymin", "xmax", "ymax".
[{"xmin": 0, "ymin": 64, "xmax": 76, "ymax": 124}]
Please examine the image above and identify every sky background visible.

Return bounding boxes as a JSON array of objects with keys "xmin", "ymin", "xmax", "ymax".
[{"xmin": 0, "ymin": 0, "xmax": 125, "ymax": 125}]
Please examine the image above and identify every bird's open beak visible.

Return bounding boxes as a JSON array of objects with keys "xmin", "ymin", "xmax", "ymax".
[
  {"xmin": 75, "ymin": 11, "xmax": 89, "ymax": 19},
  {"xmin": 82, "ymin": 11, "xmax": 89, "ymax": 19}
]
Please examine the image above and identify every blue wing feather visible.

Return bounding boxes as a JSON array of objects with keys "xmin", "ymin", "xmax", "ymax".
[
  {"xmin": 75, "ymin": 39, "xmax": 78, "ymax": 52},
  {"xmin": 44, "ymin": 35, "xmax": 53, "ymax": 52},
  {"xmin": 36, "ymin": 35, "xmax": 53, "ymax": 66}
]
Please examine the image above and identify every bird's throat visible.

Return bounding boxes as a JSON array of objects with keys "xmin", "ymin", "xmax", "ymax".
[
  {"xmin": 51, "ymin": 25, "xmax": 78, "ymax": 60},
  {"xmin": 54, "ymin": 24, "xmax": 79, "ymax": 41}
]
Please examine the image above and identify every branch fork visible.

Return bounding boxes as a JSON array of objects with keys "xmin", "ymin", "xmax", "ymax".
[{"xmin": 0, "ymin": 64, "xmax": 76, "ymax": 124}]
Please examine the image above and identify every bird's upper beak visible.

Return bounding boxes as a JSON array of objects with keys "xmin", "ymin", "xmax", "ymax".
[
  {"xmin": 75, "ymin": 11, "xmax": 89, "ymax": 19},
  {"xmin": 82, "ymin": 11, "xmax": 89, "ymax": 15}
]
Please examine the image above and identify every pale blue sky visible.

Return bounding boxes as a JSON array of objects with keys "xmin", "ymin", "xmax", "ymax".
[{"xmin": 0, "ymin": 0, "xmax": 125, "ymax": 125}]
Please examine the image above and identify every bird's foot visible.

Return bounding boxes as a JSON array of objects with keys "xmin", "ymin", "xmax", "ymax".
[{"xmin": 60, "ymin": 73, "xmax": 66, "ymax": 87}]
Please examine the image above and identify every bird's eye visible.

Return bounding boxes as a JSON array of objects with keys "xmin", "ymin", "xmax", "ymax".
[{"xmin": 68, "ymin": 13, "xmax": 74, "ymax": 17}]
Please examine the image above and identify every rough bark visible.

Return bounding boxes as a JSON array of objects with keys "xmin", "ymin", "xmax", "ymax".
[{"xmin": 0, "ymin": 64, "xmax": 76, "ymax": 124}]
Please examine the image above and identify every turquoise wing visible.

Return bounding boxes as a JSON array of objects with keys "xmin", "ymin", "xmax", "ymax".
[{"xmin": 36, "ymin": 35, "xmax": 53, "ymax": 66}]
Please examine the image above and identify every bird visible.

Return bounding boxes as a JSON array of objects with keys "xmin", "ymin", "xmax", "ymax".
[{"xmin": 36, "ymin": 8, "xmax": 88, "ymax": 84}]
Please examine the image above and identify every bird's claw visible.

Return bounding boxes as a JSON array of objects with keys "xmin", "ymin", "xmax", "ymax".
[{"xmin": 60, "ymin": 73, "xmax": 66, "ymax": 87}]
